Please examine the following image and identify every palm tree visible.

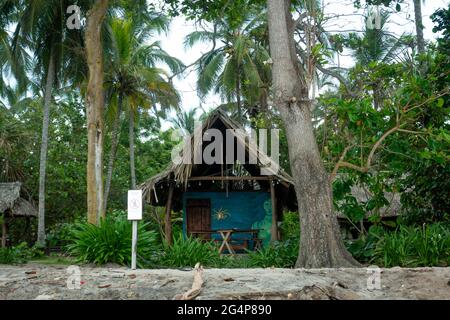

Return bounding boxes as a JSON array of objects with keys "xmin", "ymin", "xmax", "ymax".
[
  {"xmin": 413, "ymin": 0, "xmax": 425, "ymax": 55},
  {"xmin": 103, "ymin": 17, "xmax": 182, "ymax": 206},
  {"xmin": 170, "ymin": 108, "xmax": 198, "ymax": 135},
  {"xmin": 346, "ymin": 10, "xmax": 409, "ymax": 65},
  {"xmin": 345, "ymin": 10, "xmax": 410, "ymax": 109},
  {"xmin": 0, "ymin": 3, "xmax": 30, "ymax": 107},
  {"xmin": 185, "ymin": 11, "xmax": 271, "ymax": 123},
  {"xmin": 9, "ymin": 0, "xmax": 90, "ymax": 245}
]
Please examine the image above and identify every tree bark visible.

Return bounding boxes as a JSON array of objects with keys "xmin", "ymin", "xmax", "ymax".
[
  {"xmin": 104, "ymin": 92, "xmax": 123, "ymax": 210},
  {"xmin": 413, "ymin": 0, "xmax": 425, "ymax": 54},
  {"xmin": 129, "ymin": 108, "xmax": 137, "ymax": 189},
  {"xmin": 85, "ymin": 0, "xmax": 109, "ymax": 224},
  {"xmin": 37, "ymin": 51, "xmax": 55, "ymax": 246},
  {"xmin": 266, "ymin": 0, "xmax": 359, "ymax": 268}
]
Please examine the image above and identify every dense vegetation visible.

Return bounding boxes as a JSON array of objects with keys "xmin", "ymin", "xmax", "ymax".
[{"xmin": 0, "ymin": 1, "xmax": 448, "ymax": 268}]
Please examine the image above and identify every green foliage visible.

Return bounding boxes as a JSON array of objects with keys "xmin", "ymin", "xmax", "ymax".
[
  {"xmin": 158, "ymin": 235, "xmax": 221, "ymax": 268},
  {"xmin": 399, "ymin": 129, "xmax": 450, "ymax": 224},
  {"xmin": 67, "ymin": 214, "xmax": 159, "ymax": 267},
  {"xmin": 0, "ymin": 242, "xmax": 43, "ymax": 264},
  {"xmin": 348, "ymin": 223, "xmax": 450, "ymax": 267},
  {"xmin": 46, "ymin": 216, "xmax": 86, "ymax": 248},
  {"xmin": 279, "ymin": 211, "xmax": 300, "ymax": 241},
  {"xmin": 345, "ymin": 225, "xmax": 385, "ymax": 262},
  {"xmin": 373, "ymin": 223, "xmax": 450, "ymax": 267},
  {"xmin": 247, "ymin": 239, "xmax": 298, "ymax": 268}
]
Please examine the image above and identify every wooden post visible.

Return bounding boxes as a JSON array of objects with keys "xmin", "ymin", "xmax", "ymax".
[
  {"xmin": 165, "ymin": 183, "xmax": 174, "ymax": 245},
  {"xmin": 270, "ymin": 180, "xmax": 278, "ymax": 242}
]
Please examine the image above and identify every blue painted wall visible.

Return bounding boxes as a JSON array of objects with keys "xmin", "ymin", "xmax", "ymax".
[{"xmin": 182, "ymin": 191, "xmax": 272, "ymax": 246}]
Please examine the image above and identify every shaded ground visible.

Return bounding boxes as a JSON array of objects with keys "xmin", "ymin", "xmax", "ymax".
[{"xmin": 0, "ymin": 264, "xmax": 449, "ymax": 300}]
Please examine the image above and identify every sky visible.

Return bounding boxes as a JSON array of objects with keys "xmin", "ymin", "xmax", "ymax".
[{"xmin": 154, "ymin": 0, "xmax": 449, "ymax": 129}]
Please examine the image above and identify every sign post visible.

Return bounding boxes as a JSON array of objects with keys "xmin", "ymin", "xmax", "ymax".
[{"xmin": 127, "ymin": 190, "xmax": 142, "ymax": 270}]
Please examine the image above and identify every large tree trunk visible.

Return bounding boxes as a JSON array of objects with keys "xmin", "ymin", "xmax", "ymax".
[
  {"xmin": 129, "ymin": 108, "xmax": 137, "ymax": 189},
  {"xmin": 413, "ymin": 0, "xmax": 425, "ymax": 54},
  {"xmin": 266, "ymin": 0, "xmax": 359, "ymax": 268},
  {"xmin": 85, "ymin": 0, "xmax": 109, "ymax": 224},
  {"xmin": 37, "ymin": 51, "xmax": 55, "ymax": 246},
  {"xmin": 104, "ymin": 92, "xmax": 123, "ymax": 210}
]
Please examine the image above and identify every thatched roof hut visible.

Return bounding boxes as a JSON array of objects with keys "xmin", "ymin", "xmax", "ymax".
[
  {"xmin": 140, "ymin": 109, "xmax": 297, "ymax": 211},
  {"xmin": 139, "ymin": 109, "xmax": 297, "ymax": 246},
  {"xmin": 1, "ymin": 182, "xmax": 37, "ymax": 247},
  {"xmin": 0, "ymin": 182, "xmax": 37, "ymax": 217}
]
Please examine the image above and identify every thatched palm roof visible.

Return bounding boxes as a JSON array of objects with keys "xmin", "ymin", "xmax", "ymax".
[
  {"xmin": 139, "ymin": 109, "xmax": 296, "ymax": 209},
  {"xmin": 0, "ymin": 182, "xmax": 37, "ymax": 217}
]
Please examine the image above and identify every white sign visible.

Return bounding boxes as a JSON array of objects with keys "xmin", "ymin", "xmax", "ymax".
[{"xmin": 127, "ymin": 190, "xmax": 142, "ymax": 220}]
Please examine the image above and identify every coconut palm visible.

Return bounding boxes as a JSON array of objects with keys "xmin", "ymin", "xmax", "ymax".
[
  {"xmin": 170, "ymin": 108, "xmax": 198, "ymax": 135},
  {"xmin": 8, "ymin": 0, "xmax": 91, "ymax": 245},
  {"xmin": 185, "ymin": 11, "xmax": 271, "ymax": 123},
  {"xmin": 413, "ymin": 0, "xmax": 425, "ymax": 55},
  {"xmin": 103, "ymin": 17, "xmax": 182, "ymax": 206},
  {"xmin": 345, "ymin": 10, "xmax": 411, "ymax": 109},
  {"xmin": 346, "ymin": 10, "xmax": 410, "ymax": 66}
]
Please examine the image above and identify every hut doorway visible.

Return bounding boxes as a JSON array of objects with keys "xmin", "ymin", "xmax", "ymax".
[{"xmin": 186, "ymin": 199, "xmax": 211, "ymax": 239}]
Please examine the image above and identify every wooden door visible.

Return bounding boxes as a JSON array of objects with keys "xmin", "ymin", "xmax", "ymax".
[{"xmin": 186, "ymin": 199, "xmax": 211, "ymax": 239}]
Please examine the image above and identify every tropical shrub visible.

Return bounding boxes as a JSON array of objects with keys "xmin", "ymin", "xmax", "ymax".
[
  {"xmin": 158, "ymin": 235, "xmax": 221, "ymax": 268},
  {"xmin": 46, "ymin": 218, "xmax": 85, "ymax": 248},
  {"xmin": 0, "ymin": 242, "xmax": 35, "ymax": 264},
  {"xmin": 67, "ymin": 216, "xmax": 159, "ymax": 267},
  {"xmin": 345, "ymin": 225, "xmax": 385, "ymax": 263},
  {"xmin": 247, "ymin": 239, "xmax": 299, "ymax": 268},
  {"xmin": 279, "ymin": 211, "xmax": 300, "ymax": 241},
  {"xmin": 373, "ymin": 223, "xmax": 450, "ymax": 267}
]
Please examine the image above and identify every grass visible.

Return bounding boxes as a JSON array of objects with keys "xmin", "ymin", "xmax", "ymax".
[{"xmin": 29, "ymin": 254, "xmax": 77, "ymax": 266}]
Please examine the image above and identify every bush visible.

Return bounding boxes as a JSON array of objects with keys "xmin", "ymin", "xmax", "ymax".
[
  {"xmin": 158, "ymin": 235, "xmax": 221, "ymax": 268},
  {"xmin": 345, "ymin": 225, "xmax": 385, "ymax": 263},
  {"xmin": 0, "ymin": 242, "xmax": 33, "ymax": 264},
  {"xmin": 46, "ymin": 220, "xmax": 83, "ymax": 248},
  {"xmin": 67, "ymin": 216, "xmax": 159, "ymax": 267},
  {"xmin": 247, "ymin": 239, "xmax": 299, "ymax": 268},
  {"xmin": 279, "ymin": 211, "xmax": 300, "ymax": 241},
  {"xmin": 373, "ymin": 223, "xmax": 450, "ymax": 267}
]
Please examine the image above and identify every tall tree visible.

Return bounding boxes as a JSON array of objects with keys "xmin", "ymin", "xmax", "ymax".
[
  {"xmin": 104, "ymin": 17, "xmax": 181, "ymax": 195},
  {"xmin": 185, "ymin": 12, "xmax": 270, "ymax": 122},
  {"xmin": 170, "ymin": 108, "xmax": 198, "ymax": 135},
  {"xmin": 85, "ymin": 0, "xmax": 109, "ymax": 224},
  {"xmin": 266, "ymin": 0, "xmax": 359, "ymax": 267},
  {"xmin": 413, "ymin": 0, "xmax": 425, "ymax": 54},
  {"xmin": 10, "ymin": 0, "xmax": 87, "ymax": 244}
]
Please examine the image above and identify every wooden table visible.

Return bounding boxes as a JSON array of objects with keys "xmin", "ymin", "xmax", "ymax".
[{"xmin": 190, "ymin": 229, "xmax": 261, "ymax": 255}]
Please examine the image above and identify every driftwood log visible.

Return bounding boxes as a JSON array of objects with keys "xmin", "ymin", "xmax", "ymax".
[{"xmin": 173, "ymin": 263, "xmax": 204, "ymax": 300}]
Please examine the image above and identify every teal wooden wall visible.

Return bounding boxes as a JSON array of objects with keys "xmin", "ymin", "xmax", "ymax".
[{"xmin": 182, "ymin": 191, "xmax": 272, "ymax": 246}]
